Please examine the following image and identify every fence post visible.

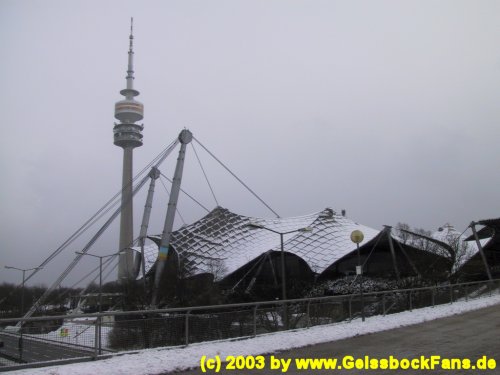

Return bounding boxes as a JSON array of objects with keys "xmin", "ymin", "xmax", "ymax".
[
  {"xmin": 465, "ymin": 284, "xmax": 468, "ymax": 302},
  {"xmin": 409, "ymin": 291, "xmax": 412, "ymax": 312},
  {"xmin": 449, "ymin": 285, "xmax": 453, "ymax": 304},
  {"xmin": 253, "ymin": 305, "xmax": 258, "ymax": 337},
  {"xmin": 98, "ymin": 314, "xmax": 103, "ymax": 355},
  {"xmin": 348, "ymin": 297, "xmax": 352, "ymax": 322},
  {"xmin": 143, "ymin": 313, "xmax": 151, "ymax": 349},
  {"xmin": 432, "ymin": 287, "xmax": 435, "ymax": 308},
  {"xmin": 94, "ymin": 317, "xmax": 99, "ymax": 359},
  {"xmin": 306, "ymin": 300, "xmax": 311, "ymax": 328},
  {"xmin": 382, "ymin": 294, "xmax": 386, "ymax": 316},
  {"xmin": 185, "ymin": 310, "xmax": 190, "ymax": 346}
]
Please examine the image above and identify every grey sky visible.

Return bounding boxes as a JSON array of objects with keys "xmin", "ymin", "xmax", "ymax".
[{"xmin": 1, "ymin": 0, "xmax": 499, "ymax": 286}]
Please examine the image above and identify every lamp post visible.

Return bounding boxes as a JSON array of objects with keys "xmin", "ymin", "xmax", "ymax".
[
  {"xmin": 350, "ymin": 230, "xmax": 365, "ymax": 322},
  {"xmin": 4, "ymin": 266, "xmax": 42, "ymax": 316},
  {"xmin": 76, "ymin": 251, "xmax": 119, "ymax": 354},
  {"xmin": 247, "ymin": 223, "xmax": 312, "ymax": 329},
  {"xmin": 5, "ymin": 265, "xmax": 42, "ymax": 362}
]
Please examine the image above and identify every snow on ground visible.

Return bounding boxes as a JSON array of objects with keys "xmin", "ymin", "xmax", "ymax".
[
  {"xmin": 6, "ymin": 318, "xmax": 112, "ymax": 348},
  {"xmin": 39, "ymin": 319, "xmax": 112, "ymax": 348},
  {"xmin": 10, "ymin": 293, "xmax": 500, "ymax": 375}
]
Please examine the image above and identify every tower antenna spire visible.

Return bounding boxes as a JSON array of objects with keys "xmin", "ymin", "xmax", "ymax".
[
  {"xmin": 126, "ymin": 17, "xmax": 136, "ymax": 94},
  {"xmin": 129, "ymin": 17, "xmax": 134, "ymax": 52}
]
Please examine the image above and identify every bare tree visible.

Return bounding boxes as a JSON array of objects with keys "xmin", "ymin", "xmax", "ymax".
[
  {"xmin": 435, "ymin": 226, "xmax": 471, "ymax": 272},
  {"xmin": 205, "ymin": 259, "xmax": 228, "ymax": 281},
  {"xmin": 395, "ymin": 223, "xmax": 441, "ymax": 255},
  {"xmin": 396, "ymin": 223, "xmax": 470, "ymax": 274},
  {"xmin": 395, "ymin": 222, "xmax": 411, "ymax": 244}
]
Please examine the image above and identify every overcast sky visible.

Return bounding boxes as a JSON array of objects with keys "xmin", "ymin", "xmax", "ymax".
[{"xmin": 1, "ymin": 0, "xmax": 499, "ymax": 287}]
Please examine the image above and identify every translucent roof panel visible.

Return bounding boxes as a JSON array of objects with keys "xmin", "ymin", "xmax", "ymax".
[
  {"xmin": 283, "ymin": 211, "xmax": 379, "ymax": 273},
  {"xmin": 133, "ymin": 207, "xmax": 380, "ymax": 280}
]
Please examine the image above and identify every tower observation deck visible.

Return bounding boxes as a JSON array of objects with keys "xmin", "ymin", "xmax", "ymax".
[{"xmin": 115, "ymin": 18, "xmax": 143, "ymax": 281}]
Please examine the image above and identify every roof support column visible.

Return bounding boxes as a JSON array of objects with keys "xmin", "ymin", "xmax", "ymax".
[
  {"xmin": 245, "ymin": 253, "xmax": 269, "ymax": 294},
  {"xmin": 152, "ymin": 130, "xmax": 193, "ymax": 307},
  {"xmin": 384, "ymin": 226, "xmax": 401, "ymax": 281},
  {"xmin": 135, "ymin": 167, "xmax": 161, "ymax": 290},
  {"xmin": 394, "ymin": 239, "xmax": 420, "ymax": 277},
  {"xmin": 470, "ymin": 222, "xmax": 493, "ymax": 281}
]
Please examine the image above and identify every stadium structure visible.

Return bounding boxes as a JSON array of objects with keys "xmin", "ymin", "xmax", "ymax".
[
  {"xmin": 15, "ymin": 21, "xmax": 499, "ymax": 319},
  {"xmin": 132, "ymin": 207, "xmax": 451, "ymax": 301}
]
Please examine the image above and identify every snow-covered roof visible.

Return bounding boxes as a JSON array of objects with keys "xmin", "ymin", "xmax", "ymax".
[
  {"xmin": 133, "ymin": 207, "xmax": 380, "ymax": 280},
  {"xmin": 464, "ymin": 218, "xmax": 500, "ymax": 241}
]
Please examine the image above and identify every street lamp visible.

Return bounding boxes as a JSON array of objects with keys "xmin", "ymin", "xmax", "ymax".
[
  {"xmin": 4, "ymin": 266, "xmax": 42, "ymax": 316},
  {"xmin": 350, "ymin": 230, "xmax": 365, "ymax": 322},
  {"xmin": 75, "ymin": 251, "xmax": 119, "ymax": 354},
  {"xmin": 247, "ymin": 222, "xmax": 312, "ymax": 329},
  {"xmin": 76, "ymin": 251, "xmax": 120, "ymax": 313},
  {"xmin": 5, "ymin": 265, "xmax": 42, "ymax": 362}
]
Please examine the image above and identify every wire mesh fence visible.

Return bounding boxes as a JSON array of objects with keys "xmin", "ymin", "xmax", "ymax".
[{"xmin": 0, "ymin": 279, "xmax": 499, "ymax": 370}]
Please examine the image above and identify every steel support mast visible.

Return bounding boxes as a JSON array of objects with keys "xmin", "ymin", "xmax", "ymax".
[
  {"xmin": 152, "ymin": 129, "xmax": 193, "ymax": 306},
  {"xmin": 134, "ymin": 167, "xmax": 161, "ymax": 286},
  {"xmin": 470, "ymin": 222, "xmax": 493, "ymax": 281}
]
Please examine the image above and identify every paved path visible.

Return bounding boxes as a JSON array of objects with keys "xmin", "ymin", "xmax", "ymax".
[{"xmin": 170, "ymin": 304, "xmax": 500, "ymax": 375}]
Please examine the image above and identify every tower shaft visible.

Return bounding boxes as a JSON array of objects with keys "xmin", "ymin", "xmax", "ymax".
[
  {"xmin": 115, "ymin": 18, "xmax": 144, "ymax": 281},
  {"xmin": 118, "ymin": 147, "xmax": 135, "ymax": 280}
]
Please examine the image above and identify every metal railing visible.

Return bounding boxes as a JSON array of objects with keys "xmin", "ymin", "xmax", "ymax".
[{"xmin": 0, "ymin": 278, "xmax": 498, "ymax": 371}]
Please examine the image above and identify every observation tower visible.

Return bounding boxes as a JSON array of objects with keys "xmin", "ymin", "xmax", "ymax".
[{"xmin": 114, "ymin": 18, "xmax": 144, "ymax": 281}]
